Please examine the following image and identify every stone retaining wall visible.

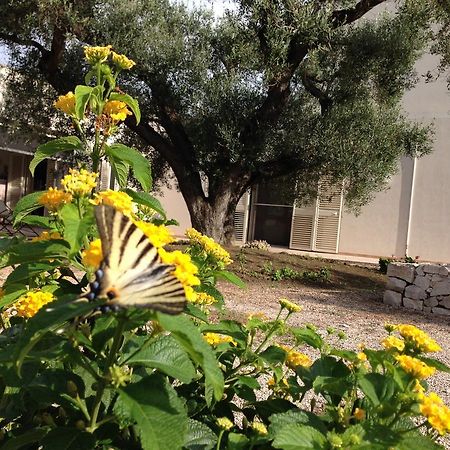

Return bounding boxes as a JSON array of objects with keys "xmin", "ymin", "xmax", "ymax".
[{"xmin": 383, "ymin": 263, "xmax": 450, "ymax": 316}]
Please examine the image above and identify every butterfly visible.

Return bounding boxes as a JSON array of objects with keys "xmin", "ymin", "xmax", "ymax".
[{"xmin": 85, "ymin": 205, "xmax": 186, "ymax": 315}]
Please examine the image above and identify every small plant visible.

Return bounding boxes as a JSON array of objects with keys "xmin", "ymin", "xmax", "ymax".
[
  {"xmin": 236, "ymin": 248, "xmax": 247, "ymax": 271},
  {"xmin": 273, "ymin": 266, "xmax": 299, "ymax": 281},
  {"xmin": 301, "ymin": 266, "xmax": 331, "ymax": 283},
  {"xmin": 242, "ymin": 239, "xmax": 271, "ymax": 251},
  {"xmin": 379, "ymin": 257, "xmax": 394, "ymax": 274}
]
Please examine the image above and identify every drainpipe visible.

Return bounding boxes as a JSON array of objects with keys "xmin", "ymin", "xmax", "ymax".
[{"xmin": 405, "ymin": 157, "xmax": 416, "ymax": 258}]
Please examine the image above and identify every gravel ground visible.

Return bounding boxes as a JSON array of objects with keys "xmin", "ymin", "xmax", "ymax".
[{"xmin": 220, "ymin": 280, "xmax": 450, "ymax": 447}]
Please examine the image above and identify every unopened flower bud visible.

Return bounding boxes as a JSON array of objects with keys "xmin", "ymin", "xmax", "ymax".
[{"xmin": 67, "ymin": 380, "xmax": 78, "ymax": 397}]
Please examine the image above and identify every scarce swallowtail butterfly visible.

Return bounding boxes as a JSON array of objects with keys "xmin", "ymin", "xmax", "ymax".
[{"xmin": 86, "ymin": 205, "xmax": 186, "ymax": 314}]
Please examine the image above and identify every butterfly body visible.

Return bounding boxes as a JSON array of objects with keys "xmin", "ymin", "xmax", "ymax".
[{"xmin": 87, "ymin": 205, "xmax": 186, "ymax": 315}]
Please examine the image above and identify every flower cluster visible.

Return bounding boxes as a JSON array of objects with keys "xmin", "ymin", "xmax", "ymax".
[
  {"xmin": 158, "ymin": 249, "xmax": 200, "ymax": 301},
  {"xmin": 103, "ymin": 100, "xmax": 132, "ymax": 123},
  {"xmin": 31, "ymin": 231, "xmax": 62, "ymax": 242},
  {"xmin": 279, "ymin": 298, "xmax": 302, "ymax": 313},
  {"xmin": 111, "ymin": 51, "xmax": 136, "ymax": 70},
  {"xmin": 395, "ymin": 355, "xmax": 435, "ymax": 379},
  {"xmin": 91, "ymin": 190, "xmax": 134, "ymax": 217},
  {"xmin": 381, "ymin": 335, "xmax": 405, "ymax": 352},
  {"xmin": 251, "ymin": 421, "xmax": 268, "ymax": 435},
  {"xmin": 190, "ymin": 292, "xmax": 217, "ymax": 306},
  {"xmin": 203, "ymin": 332, "xmax": 237, "ymax": 347},
  {"xmin": 185, "ymin": 228, "xmax": 232, "ymax": 266},
  {"xmin": 39, "ymin": 187, "xmax": 72, "ymax": 212},
  {"xmin": 216, "ymin": 417, "xmax": 233, "ymax": 431},
  {"xmin": 54, "ymin": 91, "xmax": 76, "ymax": 116},
  {"xmin": 279, "ymin": 345, "xmax": 312, "ymax": 369},
  {"xmin": 13, "ymin": 290, "xmax": 55, "ymax": 318},
  {"xmin": 82, "ymin": 239, "xmax": 103, "ymax": 269},
  {"xmin": 134, "ymin": 221, "xmax": 174, "ymax": 248},
  {"xmin": 395, "ymin": 324, "xmax": 441, "ymax": 353},
  {"xmin": 420, "ymin": 392, "xmax": 450, "ymax": 435},
  {"xmin": 84, "ymin": 45, "xmax": 112, "ymax": 65},
  {"xmin": 61, "ymin": 169, "xmax": 98, "ymax": 197}
]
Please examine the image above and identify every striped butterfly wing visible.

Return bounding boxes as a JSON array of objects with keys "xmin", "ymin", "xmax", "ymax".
[{"xmin": 93, "ymin": 205, "xmax": 186, "ymax": 314}]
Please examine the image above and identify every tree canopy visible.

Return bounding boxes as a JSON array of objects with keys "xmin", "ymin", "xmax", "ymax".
[{"xmin": 0, "ymin": 0, "xmax": 448, "ymax": 242}]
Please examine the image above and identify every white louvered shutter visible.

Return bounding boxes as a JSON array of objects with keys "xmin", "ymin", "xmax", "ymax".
[
  {"xmin": 314, "ymin": 179, "xmax": 343, "ymax": 253},
  {"xmin": 289, "ymin": 201, "xmax": 316, "ymax": 251},
  {"xmin": 99, "ymin": 160, "xmax": 113, "ymax": 190},
  {"xmin": 234, "ymin": 191, "xmax": 250, "ymax": 243}
]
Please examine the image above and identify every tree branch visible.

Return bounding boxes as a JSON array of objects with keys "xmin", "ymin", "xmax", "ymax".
[
  {"xmin": 300, "ymin": 71, "xmax": 332, "ymax": 114},
  {"xmin": 0, "ymin": 32, "xmax": 48, "ymax": 56},
  {"xmin": 332, "ymin": 0, "xmax": 387, "ymax": 27}
]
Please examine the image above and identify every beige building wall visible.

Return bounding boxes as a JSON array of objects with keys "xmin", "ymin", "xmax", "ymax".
[{"xmin": 339, "ymin": 53, "xmax": 450, "ymax": 262}]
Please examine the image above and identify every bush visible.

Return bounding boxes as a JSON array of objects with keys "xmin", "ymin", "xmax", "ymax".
[{"xmin": 0, "ymin": 48, "xmax": 449, "ymax": 449}]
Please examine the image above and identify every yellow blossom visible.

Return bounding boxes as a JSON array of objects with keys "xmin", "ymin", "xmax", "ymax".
[
  {"xmin": 251, "ymin": 421, "xmax": 268, "ymax": 435},
  {"xmin": 158, "ymin": 248, "xmax": 200, "ymax": 301},
  {"xmin": 216, "ymin": 417, "xmax": 233, "ymax": 431},
  {"xmin": 279, "ymin": 298, "xmax": 302, "ymax": 313},
  {"xmin": 39, "ymin": 187, "xmax": 72, "ymax": 211},
  {"xmin": 396, "ymin": 355, "xmax": 436, "ymax": 379},
  {"xmin": 191, "ymin": 292, "xmax": 217, "ymax": 306},
  {"xmin": 420, "ymin": 392, "xmax": 450, "ymax": 435},
  {"xmin": 111, "ymin": 51, "xmax": 136, "ymax": 70},
  {"xmin": 84, "ymin": 45, "xmax": 112, "ymax": 65},
  {"xmin": 14, "ymin": 290, "xmax": 55, "ymax": 318},
  {"xmin": 357, "ymin": 352, "xmax": 367, "ymax": 362},
  {"xmin": 381, "ymin": 336, "xmax": 405, "ymax": 352},
  {"xmin": 203, "ymin": 332, "xmax": 237, "ymax": 347},
  {"xmin": 81, "ymin": 239, "xmax": 103, "ymax": 270},
  {"xmin": 61, "ymin": 169, "xmax": 98, "ymax": 197},
  {"xmin": 103, "ymin": 100, "xmax": 132, "ymax": 122},
  {"xmin": 354, "ymin": 408, "xmax": 366, "ymax": 421},
  {"xmin": 91, "ymin": 190, "xmax": 134, "ymax": 217},
  {"xmin": 396, "ymin": 324, "xmax": 442, "ymax": 353},
  {"xmin": 185, "ymin": 228, "xmax": 232, "ymax": 265},
  {"xmin": 31, "ymin": 231, "xmax": 62, "ymax": 242},
  {"xmin": 279, "ymin": 345, "xmax": 312, "ymax": 369},
  {"xmin": 134, "ymin": 220, "xmax": 174, "ymax": 248},
  {"xmin": 54, "ymin": 91, "xmax": 76, "ymax": 116}
]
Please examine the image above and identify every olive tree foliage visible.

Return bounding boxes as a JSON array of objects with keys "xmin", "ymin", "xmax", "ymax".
[{"xmin": 0, "ymin": 0, "xmax": 448, "ymax": 242}]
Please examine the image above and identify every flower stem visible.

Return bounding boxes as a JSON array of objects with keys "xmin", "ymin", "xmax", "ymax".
[{"xmin": 216, "ymin": 430, "xmax": 225, "ymax": 450}]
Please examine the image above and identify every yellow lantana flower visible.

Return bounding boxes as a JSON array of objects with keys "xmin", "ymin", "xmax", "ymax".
[
  {"xmin": 134, "ymin": 221, "xmax": 174, "ymax": 248},
  {"xmin": 111, "ymin": 51, "xmax": 136, "ymax": 70},
  {"xmin": 279, "ymin": 298, "xmax": 302, "ymax": 313},
  {"xmin": 204, "ymin": 332, "xmax": 236, "ymax": 347},
  {"xmin": 396, "ymin": 324, "xmax": 442, "ymax": 353},
  {"xmin": 191, "ymin": 292, "xmax": 216, "ymax": 306},
  {"xmin": 39, "ymin": 187, "xmax": 72, "ymax": 212},
  {"xmin": 158, "ymin": 248, "xmax": 200, "ymax": 301},
  {"xmin": 381, "ymin": 335, "xmax": 405, "ymax": 352},
  {"xmin": 420, "ymin": 392, "xmax": 450, "ymax": 435},
  {"xmin": 14, "ymin": 290, "xmax": 55, "ymax": 318},
  {"xmin": 54, "ymin": 91, "xmax": 76, "ymax": 116},
  {"xmin": 31, "ymin": 231, "xmax": 62, "ymax": 242},
  {"xmin": 353, "ymin": 408, "xmax": 366, "ymax": 421},
  {"xmin": 61, "ymin": 169, "xmax": 98, "ymax": 197},
  {"xmin": 185, "ymin": 228, "xmax": 232, "ymax": 265},
  {"xmin": 81, "ymin": 239, "xmax": 103, "ymax": 270},
  {"xmin": 216, "ymin": 417, "xmax": 233, "ymax": 431},
  {"xmin": 103, "ymin": 100, "xmax": 132, "ymax": 122},
  {"xmin": 84, "ymin": 45, "xmax": 112, "ymax": 65},
  {"xmin": 279, "ymin": 345, "xmax": 312, "ymax": 369},
  {"xmin": 91, "ymin": 190, "xmax": 134, "ymax": 217},
  {"xmin": 251, "ymin": 421, "xmax": 268, "ymax": 435},
  {"xmin": 396, "ymin": 355, "xmax": 436, "ymax": 379}
]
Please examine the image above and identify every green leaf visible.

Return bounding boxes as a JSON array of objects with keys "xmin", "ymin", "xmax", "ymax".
[
  {"xmin": 157, "ymin": 313, "xmax": 224, "ymax": 406},
  {"xmin": 183, "ymin": 419, "xmax": 217, "ymax": 450},
  {"xmin": 12, "ymin": 191, "xmax": 45, "ymax": 225},
  {"xmin": 395, "ymin": 433, "xmax": 443, "ymax": 449},
  {"xmin": 115, "ymin": 374, "xmax": 188, "ymax": 450},
  {"xmin": 1, "ymin": 240, "xmax": 71, "ymax": 268},
  {"xmin": 313, "ymin": 376, "xmax": 352, "ymax": 397},
  {"xmin": 269, "ymin": 409, "xmax": 327, "ymax": 435},
  {"xmin": 14, "ymin": 296, "xmax": 101, "ymax": 374},
  {"xmin": 124, "ymin": 189, "xmax": 166, "ymax": 218},
  {"xmin": 75, "ymin": 85, "xmax": 94, "ymax": 120},
  {"xmin": 20, "ymin": 215, "xmax": 51, "ymax": 229},
  {"xmin": 272, "ymin": 424, "xmax": 327, "ymax": 450},
  {"xmin": 105, "ymin": 144, "xmax": 152, "ymax": 191},
  {"xmin": 291, "ymin": 327, "xmax": 324, "ymax": 350},
  {"xmin": 227, "ymin": 433, "xmax": 249, "ymax": 450},
  {"xmin": 0, "ymin": 285, "xmax": 27, "ymax": 308},
  {"xmin": 60, "ymin": 204, "xmax": 95, "ymax": 255},
  {"xmin": 200, "ymin": 320, "xmax": 246, "ymax": 346},
  {"xmin": 358, "ymin": 373, "xmax": 396, "ymax": 407},
  {"xmin": 5, "ymin": 262, "xmax": 60, "ymax": 286},
  {"xmin": 259, "ymin": 345, "xmax": 287, "ymax": 365},
  {"xmin": 108, "ymin": 153, "xmax": 130, "ymax": 189},
  {"xmin": 216, "ymin": 270, "xmax": 245, "ymax": 288},
  {"xmin": 1, "ymin": 428, "xmax": 49, "ymax": 450},
  {"xmin": 41, "ymin": 427, "xmax": 96, "ymax": 450},
  {"xmin": 109, "ymin": 92, "xmax": 141, "ymax": 124},
  {"xmin": 123, "ymin": 334, "xmax": 196, "ymax": 383},
  {"xmin": 29, "ymin": 136, "xmax": 83, "ymax": 176}
]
